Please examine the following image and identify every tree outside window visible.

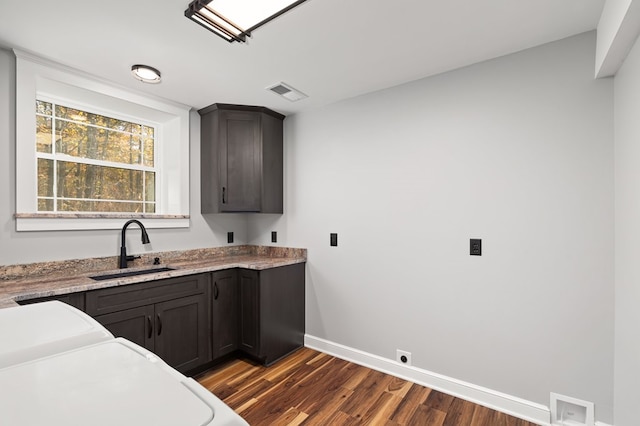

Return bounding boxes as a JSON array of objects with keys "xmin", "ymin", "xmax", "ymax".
[{"xmin": 36, "ymin": 100, "xmax": 157, "ymax": 213}]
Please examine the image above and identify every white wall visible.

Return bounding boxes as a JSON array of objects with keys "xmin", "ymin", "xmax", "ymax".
[
  {"xmin": 0, "ymin": 48, "xmax": 246, "ymax": 266},
  {"xmin": 0, "ymin": 31, "xmax": 618, "ymax": 423},
  {"xmin": 613, "ymin": 34, "xmax": 640, "ymax": 426},
  {"xmin": 249, "ymin": 32, "xmax": 615, "ymax": 423}
]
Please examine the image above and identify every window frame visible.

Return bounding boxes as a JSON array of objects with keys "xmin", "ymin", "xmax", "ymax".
[
  {"xmin": 35, "ymin": 96, "xmax": 160, "ymax": 214},
  {"xmin": 14, "ymin": 50, "xmax": 190, "ymax": 231}
]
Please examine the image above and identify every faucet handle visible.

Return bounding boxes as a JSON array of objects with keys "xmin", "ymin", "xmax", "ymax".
[{"xmin": 126, "ymin": 255, "xmax": 141, "ymax": 262}]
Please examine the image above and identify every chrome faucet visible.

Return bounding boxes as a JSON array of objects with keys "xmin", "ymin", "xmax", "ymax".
[{"xmin": 119, "ymin": 220, "xmax": 150, "ymax": 268}]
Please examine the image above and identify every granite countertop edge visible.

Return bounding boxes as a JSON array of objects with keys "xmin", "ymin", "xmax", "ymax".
[{"xmin": 0, "ymin": 246, "xmax": 306, "ymax": 309}]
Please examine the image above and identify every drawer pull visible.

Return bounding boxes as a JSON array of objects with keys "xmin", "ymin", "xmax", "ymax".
[
  {"xmin": 157, "ymin": 313, "xmax": 162, "ymax": 336},
  {"xmin": 214, "ymin": 282, "xmax": 219, "ymax": 300}
]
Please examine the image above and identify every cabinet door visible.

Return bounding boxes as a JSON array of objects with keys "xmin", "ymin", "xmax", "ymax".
[
  {"xmin": 154, "ymin": 294, "xmax": 211, "ymax": 373},
  {"xmin": 212, "ymin": 269, "xmax": 239, "ymax": 360},
  {"xmin": 238, "ymin": 269, "xmax": 260, "ymax": 358},
  {"xmin": 219, "ymin": 110, "xmax": 261, "ymax": 212},
  {"xmin": 93, "ymin": 305, "xmax": 155, "ymax": 350}
]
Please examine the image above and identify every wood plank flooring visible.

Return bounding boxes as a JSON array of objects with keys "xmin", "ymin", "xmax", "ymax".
[{"xmin": 195, "ymin": 347, "xmax": 538, "ymax": 426}]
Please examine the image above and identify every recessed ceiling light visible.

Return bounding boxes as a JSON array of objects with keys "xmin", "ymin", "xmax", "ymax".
[
  {"xmin": 185, "ymin": 0, "xmax": 308, "ymax": 43},
  {"xmin": 131, "ymin": 65, "xmax": 161, "ymax": 84}
]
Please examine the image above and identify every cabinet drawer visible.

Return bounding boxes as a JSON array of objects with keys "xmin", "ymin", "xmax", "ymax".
[{"xmin": 85, "ymin": 274, "xmax": 208, "ymax": 316}]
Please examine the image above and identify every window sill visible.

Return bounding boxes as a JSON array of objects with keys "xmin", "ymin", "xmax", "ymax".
[{"xmin": 14, "ymin": 213, "xmax": 190, "ymax": 231}]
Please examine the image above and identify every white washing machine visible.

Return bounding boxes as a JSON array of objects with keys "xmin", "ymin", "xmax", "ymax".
[
  {"xmin": 0, "ymin": 301, "xmax": 113, "ymax": 368},
  {"xmin": 0, "ymin": 338, "xmax": 248, "ymax": 426},
  {"xmin": 0, "ymin": 301, "xmax": 248, "ymax": 426}
]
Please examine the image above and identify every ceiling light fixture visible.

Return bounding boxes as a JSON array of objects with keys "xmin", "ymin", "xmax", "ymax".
[
  {"xmin": 131, "ymin": 65, "xmax": 162, "ymax": 84},
  {"xmin": 184, "ymin": 0, "xmax": 308, "ymax": 43}
]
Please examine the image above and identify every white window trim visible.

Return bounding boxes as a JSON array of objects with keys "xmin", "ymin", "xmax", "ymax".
[{"xmin": 14, "ymin": 50, "xmax": 191, "ymax": 231}]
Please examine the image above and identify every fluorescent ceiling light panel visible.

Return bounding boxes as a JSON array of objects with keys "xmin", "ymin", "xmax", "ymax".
[
  {"xmin": 213, "ymin": 0, "xmax": 298, "ymax": 29},
  {"xmin": 185, "ymin": 0, "xmax": 308, "ymax": 43}
]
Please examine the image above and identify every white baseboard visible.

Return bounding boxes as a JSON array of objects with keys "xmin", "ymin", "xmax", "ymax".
[{"xmin": 305, "ymin": 334, "xmax": 551, "ymax": 425}]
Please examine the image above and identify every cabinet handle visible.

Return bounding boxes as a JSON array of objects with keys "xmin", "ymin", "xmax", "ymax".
[
  {"xmin": 147, "ymin": 315, "xmax": 153, "ymax": 339},
  {"xmin": 214, "ymin": 282, "xmax": 219, "ymax": 300},
  {"xmin": 157, "ymin": 313, "xmax": 162, "ymax": 336},
  {"xmin": 222, "ymin": 187, "xmax": 226, "ymax": 204}
]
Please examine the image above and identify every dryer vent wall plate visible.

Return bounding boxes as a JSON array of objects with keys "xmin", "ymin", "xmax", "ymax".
[
  {"xmin": 266, "ymin": 82, "xmax": 308, "ymax": 102},
  {"xmin": 550, "ymin": 392, "xmax": 594, "ymax": 426}
]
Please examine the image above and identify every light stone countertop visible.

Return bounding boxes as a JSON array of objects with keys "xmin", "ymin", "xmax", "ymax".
[{"xmin": 0, "ymin": 245, "xmax": 306, "ymax": 309}]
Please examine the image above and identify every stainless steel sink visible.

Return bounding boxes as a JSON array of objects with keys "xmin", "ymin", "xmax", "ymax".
[{"xmin": 89, "ymin": 267, "xmax": 175, "ymax": 281}]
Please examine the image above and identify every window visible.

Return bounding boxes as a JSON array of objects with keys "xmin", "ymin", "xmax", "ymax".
[
  {"xmin": 36, "ymin": 100, "xmax": 157, "ymax": 214},
  {"xmin": 15, "ymin": 50, "xmax": 191, "ymax": 231}
]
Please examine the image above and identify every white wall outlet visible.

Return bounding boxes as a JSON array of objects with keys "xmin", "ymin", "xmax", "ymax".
[
  {"xmin": 396, "ymin": 349, "xmax": 412, "ymax": 366},
  {"xmin": 550, "ymin": 392, "xmax": 594, "ymax": 426}
]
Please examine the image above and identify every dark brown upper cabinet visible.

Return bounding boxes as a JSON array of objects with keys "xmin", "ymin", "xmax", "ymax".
[{"xmin": 199, "ymin": 103, "xmax": 284, "ymax": 213}]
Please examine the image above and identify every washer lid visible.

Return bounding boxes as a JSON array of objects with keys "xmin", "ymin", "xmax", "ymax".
[
  {"xmin": 0, "ymin": 301, "xmax": 113, "ymax": 368},
  {"xmin": 0, "ymin": 338, "xmax": 215, "ymax": 426}
]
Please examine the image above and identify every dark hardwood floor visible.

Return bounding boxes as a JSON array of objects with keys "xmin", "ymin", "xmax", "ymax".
[{"xmin": 196, "ymin": 347, "xmax": 539, "ymax": 426}]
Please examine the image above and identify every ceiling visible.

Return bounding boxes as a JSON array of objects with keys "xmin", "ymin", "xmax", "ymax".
[{"xmin": 0, "ymin": 0, "xmax": 605, "ymax": 116}]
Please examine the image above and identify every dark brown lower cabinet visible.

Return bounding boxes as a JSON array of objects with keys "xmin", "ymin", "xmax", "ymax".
[
  {"xmin": 92, "ymin": 305, "xmax": 154, "ymax": 349},
  {"xmin": 238, "ymin": 269, "xmax": 260, "ymax": 357},
  {"xmin": 20, "ymin": 264, "xmax": 305, "ymax": 372},
  {"xmin": 153, "ymin": 294, "xmax": 210, "ymax": 372},
  {"xmin": 211, "ymin": 269, "xmax": 239, "ymax": 360},
  {"xmin": 238, "ymin": 263, "xmax": 305, "ymax": 366},
  {"xmin": 88, "ymin": 274, "xmax": 211, "ymax": 374}
]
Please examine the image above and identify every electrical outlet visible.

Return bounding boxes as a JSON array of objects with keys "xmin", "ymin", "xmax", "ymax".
[
  {"xmin": 330, "ymin": 233, "xmax": 338, "ymax": 247},
  {"xmin": 227, "ymin": 232, "xmax": 234, "ymax": 244},
  {"xmin": 396, "ymin": 349, "xmax": 412, "ymax": 366},
  {"xmin": 271, "ymin": 231, "xmax": 277, "ymax": 243},
  {"xmin": 470, "ymin": 238, "xmax": 482, "ymax": 256}
]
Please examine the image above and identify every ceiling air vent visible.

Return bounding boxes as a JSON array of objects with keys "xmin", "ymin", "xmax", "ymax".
[{"xmin": 266, "ymin": 82, "xmax": 308, "ymax": 102}]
